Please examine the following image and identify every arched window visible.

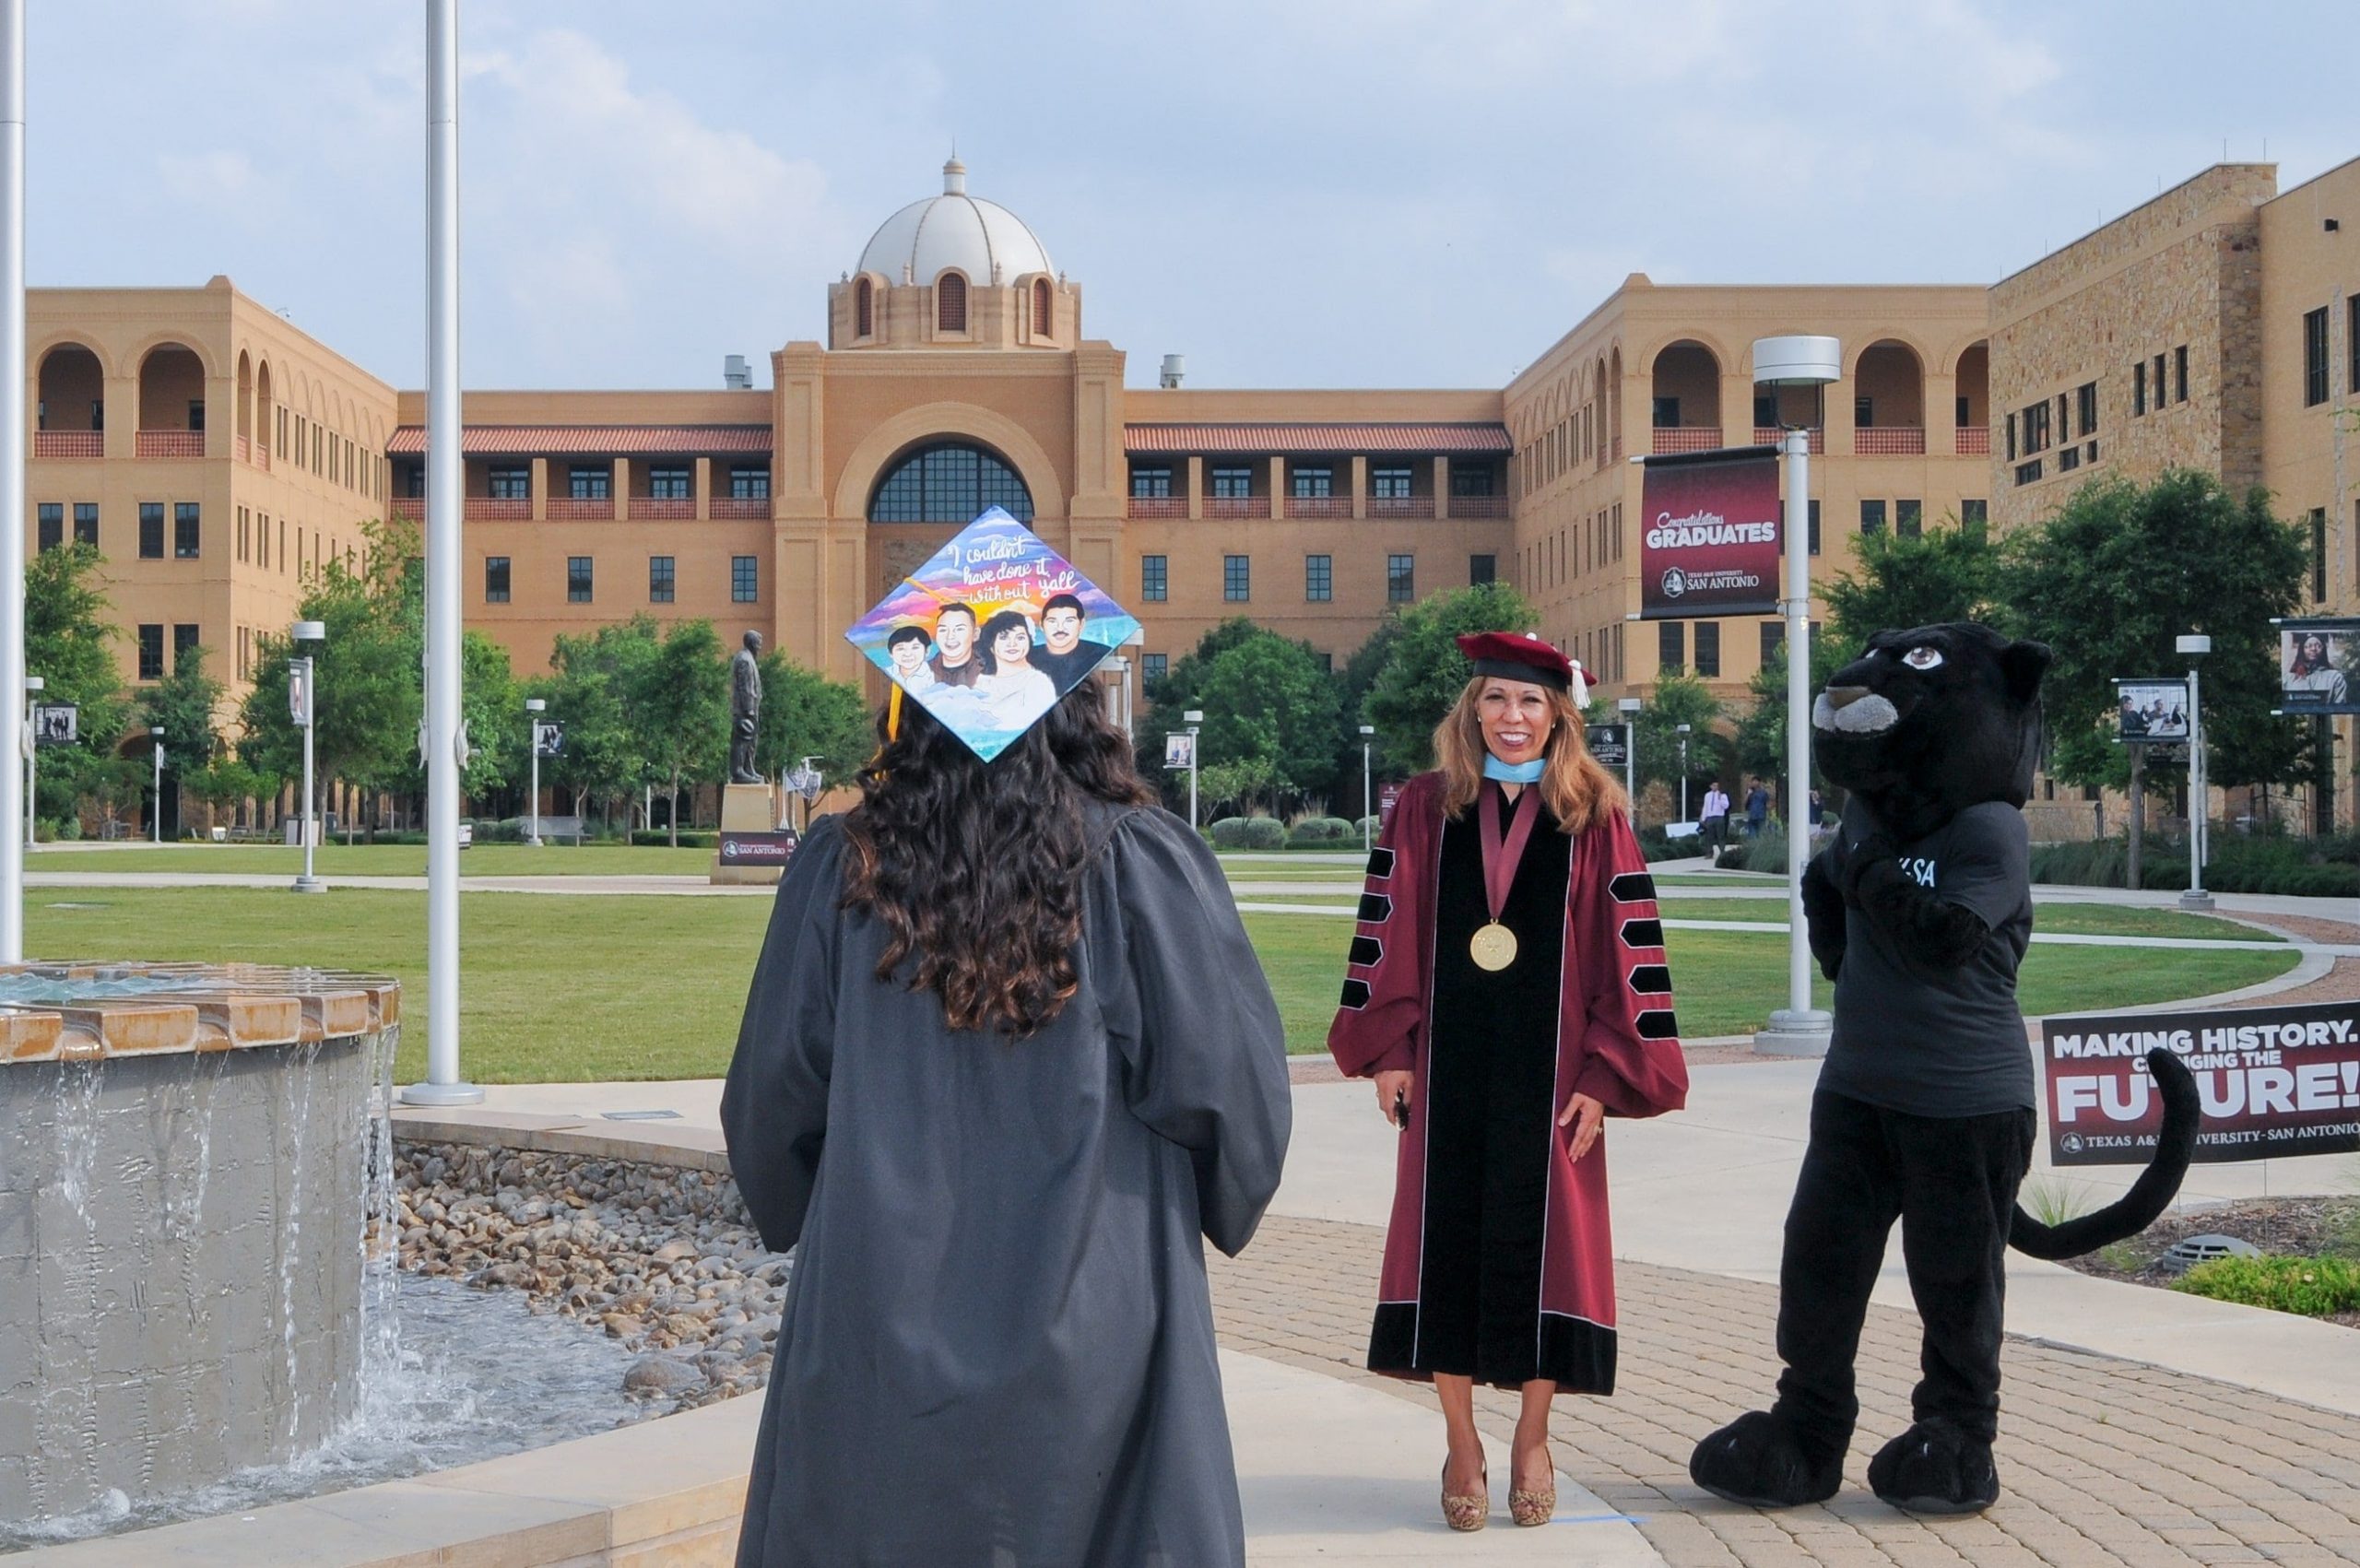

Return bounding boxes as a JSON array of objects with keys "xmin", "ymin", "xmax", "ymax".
[
  {"xmin": 855, "ymin": 277, "xmax": 873, "ymax": 337},
  {"xmin": 937, "ymin": 272, "xmax": 967, "ymax": 334},
  {"xmin": 868, "ymin": 442, "xmax": 1033, "ymax": 523},
  {"xmin": 1032, "ymin": 277, "xmax": 1052, "ymax": 338}
]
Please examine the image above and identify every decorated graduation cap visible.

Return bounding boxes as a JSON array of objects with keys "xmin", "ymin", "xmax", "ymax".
[
  {"xmin": 1456, "ymin": 630, "xmax": 1589, "ymax": 709},
  {"xmin": 846, "ymin": 506, "xmax": 1141, "ymax": 761}
]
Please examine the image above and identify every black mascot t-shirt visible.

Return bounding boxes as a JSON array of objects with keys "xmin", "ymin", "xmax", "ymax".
[{"xmin": 1818, "ymin": 798, "xmax": 2036, "ymax": 1117}]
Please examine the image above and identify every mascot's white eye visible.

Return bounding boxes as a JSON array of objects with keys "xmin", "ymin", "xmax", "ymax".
[{"xmin": 1902, "ymin": 646, "xmax": 1944, "ymax": 670}]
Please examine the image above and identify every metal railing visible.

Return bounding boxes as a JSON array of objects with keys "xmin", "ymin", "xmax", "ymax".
[
  {"xmin": 1854, "ymin": 426, "xmax": 1926, "ymax": 455},
  {"xmin": 135, "ymin": 430, "xmax": 205, "ymax": 459}
]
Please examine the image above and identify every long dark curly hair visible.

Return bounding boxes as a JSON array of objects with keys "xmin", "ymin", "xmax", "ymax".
[{"xmin": 840, "ymin": 681, "xmax": 1154, "ymax": 1037}]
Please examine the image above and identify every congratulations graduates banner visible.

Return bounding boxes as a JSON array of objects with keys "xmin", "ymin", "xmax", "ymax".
[{"xmin": 1637, "ymin": 446, "xmax": 1781, "ymax": 620}]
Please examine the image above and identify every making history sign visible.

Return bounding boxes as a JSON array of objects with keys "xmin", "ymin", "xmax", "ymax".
[
  {"xmin": 2041, "ymin": 1000, "xmax": 2360, "ymax": 1166},
  {"xmin": 1637, "ymin": 445, "xmax": 1781, "ymax": 620}
]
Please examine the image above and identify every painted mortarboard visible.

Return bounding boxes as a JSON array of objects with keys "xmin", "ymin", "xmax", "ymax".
[{"xmin": 845, "ymin": 506, "xmax": 1141, "ymax": 761}]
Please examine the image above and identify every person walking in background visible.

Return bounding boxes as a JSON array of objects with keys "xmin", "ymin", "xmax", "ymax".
[
  {"xmin": 1745, "ymin": 780, "xmax": 1770, "ymax": 839},
  {"xmin": 1329, "ymin": 631, "xmax": 1689, "ymax": 1533},
  {"xmin": 1700, "ymin": 781, "xmax": 1730, "ymax": 850},
  {"xmin": 724, "ymin": 666, "xmax": 1291, "ymax": 1562}
]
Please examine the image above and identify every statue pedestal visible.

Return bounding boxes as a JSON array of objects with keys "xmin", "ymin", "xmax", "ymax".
[{"xmin": 712, "ymin": 783, "xmax": 794, "ymax": 886}]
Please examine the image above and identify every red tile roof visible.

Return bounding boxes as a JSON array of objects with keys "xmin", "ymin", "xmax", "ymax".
[
  {"xmin": 1124, "ymin": 422, "xmax": 1511, "ymax": 455},
  {"xmin": 387, "ymin": 425, "xmax": 773, "ymax": 456}
]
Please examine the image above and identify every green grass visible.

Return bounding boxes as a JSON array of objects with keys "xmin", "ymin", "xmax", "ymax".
[
  {"xmin": 26, "ymin": 885, "xmax": 2302, "ymax": 1080},
  {"xmin": 29, "ymin": 843, "xmax": 715, "ymax": 878},
  {"xmin": 2174, "ymin": 1256, "xmax": 2360, "ymax": 1317},
  {"xmin": 1652, "ymin": 900, "xmax": 2281, "ymax": 943}
]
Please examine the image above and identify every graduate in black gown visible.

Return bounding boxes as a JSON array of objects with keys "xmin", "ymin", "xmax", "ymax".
[{"xmin": 722, "ymin": 676, "xmax": 1292, "ymax": 1568}]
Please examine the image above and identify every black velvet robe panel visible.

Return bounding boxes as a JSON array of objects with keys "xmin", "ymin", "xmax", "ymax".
[{"xmin": 722, "ymin": 806, "xmax": 1292, "ymax": 1568}]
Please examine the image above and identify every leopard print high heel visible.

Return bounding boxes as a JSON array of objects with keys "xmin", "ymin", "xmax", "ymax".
[
  {"xmin": 1441, "ymin": 1458, "xmax": 1489, "ymax": 1531},
  {"xmin": 1509, "ymin": 1444, "xmax": 1556, "ymax": 1527}
]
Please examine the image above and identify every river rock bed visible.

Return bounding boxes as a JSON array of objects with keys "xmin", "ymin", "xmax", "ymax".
[{"xmin": 395, "ymin": 1141, "xmax": 789, "ymax": 1412}]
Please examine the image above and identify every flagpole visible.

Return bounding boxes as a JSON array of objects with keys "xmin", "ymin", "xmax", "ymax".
[{"xmin": 0, "ymin": 0, "xmax": 27, "ymax": 962}]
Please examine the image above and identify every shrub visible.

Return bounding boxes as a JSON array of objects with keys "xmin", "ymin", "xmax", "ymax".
[
  {"xmin": 2173, "ymin": 1255, "xmax": 2360, "ymax": 1317},
  {"xmin": 1288, "ymin": 816, "xmax": 1355, "ymax": 846},
  {"xmin": 2031, "ymin": 831, "xmax": 2360, "ymax": 897},
  {"xmin": 1210, "ymin": 816, "xmax": 1288, "ymax": 850},
  {"xmin": 630, "ymin": 829, "xmax": 717, "ymax": 848}
]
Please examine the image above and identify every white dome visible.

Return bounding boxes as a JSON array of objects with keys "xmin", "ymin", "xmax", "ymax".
[{"xmin": 856, "ymin": 159, "xmax": 1054, "ymax": 287}]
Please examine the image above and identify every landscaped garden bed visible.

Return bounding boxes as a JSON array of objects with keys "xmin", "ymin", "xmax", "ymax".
[{"xmin": 2063, "ymin": 1194, "xmax": 2360, "ymax": 1329}]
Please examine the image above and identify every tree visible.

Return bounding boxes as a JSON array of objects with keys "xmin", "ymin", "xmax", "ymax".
[
  {"xmin": 752, "ymin": 652, "xmax": 872, "ymax": 786},
  {"xmin": 136, "ymin": 643, "xmax": 223, "ymax": 835},
  {"xmin": 1998, "ymin": 471, "xmax": 2311, "ymax": 793},
  {"xmin": 631, "ymin": 619, "xmax": 731, "ymax": 846},
  {"xmin": 1634, "ymin": 672, "xmax": 1724, "ymax": 801},
  {"xmin": 1138, "ymin": 619, "xmax": 1342, "ymax": 808},
  {"xmin": 1361, "ymin": 582, "xmax": 1539, "ymax": 770},
  {"xmin": 1822, "ymin": 517, "xmax": 2001, "ymax": 664},
  {"xmin": 1732, "ymin": 636, "xmax": 1848, "ymax": 802},
  {"xmin": 25, "ymin": 541, "xmax": 128, "ymax": 829},
  {"xmin": 535, "ymin": 618, "xmax": 662, "ymax": 829}
]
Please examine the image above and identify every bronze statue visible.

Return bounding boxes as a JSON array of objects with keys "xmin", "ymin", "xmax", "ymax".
[{"xmin": 730, "ymin": 630, "xmax": 764, "ymax": 784}]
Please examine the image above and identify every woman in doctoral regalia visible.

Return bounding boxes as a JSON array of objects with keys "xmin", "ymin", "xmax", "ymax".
[
  {"xmin": 1328, "ymin": 631, "xmax": 1688, "ymax": 1532},
  {"xmin": 724, "ymin": 559, "xmax": 1292, "ymax": 1567}
]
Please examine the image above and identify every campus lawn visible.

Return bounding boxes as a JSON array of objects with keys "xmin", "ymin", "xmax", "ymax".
[
  {"xmin": 27, "ymin": 843, "xmax": 715, "ymax": 878},
  {"xmin": 1649, "ymin": 900, "xmax": 2283, "ymax": 943},
  {"xmin": 26, "ymin": 888, "xmax": 2301, "ymax": 1080}
]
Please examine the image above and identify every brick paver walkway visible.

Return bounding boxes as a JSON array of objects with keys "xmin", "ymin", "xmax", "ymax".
[{"xmin": 1212, "ymin": 1215, "xmax": 2360, "ymax": 1567}]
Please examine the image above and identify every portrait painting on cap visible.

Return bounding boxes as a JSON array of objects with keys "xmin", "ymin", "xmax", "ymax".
[{"xmin": 846, "ymin": 506, "xmax": 1140, "ymax": 760}]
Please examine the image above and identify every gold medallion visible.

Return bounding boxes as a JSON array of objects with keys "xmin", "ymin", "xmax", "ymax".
[{"xmin": 1469, "ymin": 921, "xmax": 1518, "ymax": 972}]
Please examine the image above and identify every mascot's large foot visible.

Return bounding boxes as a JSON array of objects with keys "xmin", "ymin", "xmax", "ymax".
[
  {"xmin": 1866, "ymin": 1420, "xmax": 2000, "ymax": 1515},
  {"xmin": 1688, "ymin": 1411, "xmax": 1843, "ymax": 1509}
]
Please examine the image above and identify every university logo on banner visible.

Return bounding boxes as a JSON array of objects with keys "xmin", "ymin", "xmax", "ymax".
[{"xmin": 1637, "ymin": 446, "xmax": 1781, "ymax": 620}]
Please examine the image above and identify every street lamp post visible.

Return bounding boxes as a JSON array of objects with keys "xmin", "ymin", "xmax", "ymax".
[
  {"xmin": 149, "ymin": 726, "xmax": 164, "ymax": 844},
  {"xmin": 1675, "ymin": 722, "xmax": 1692, "ymax": 823},
  {"xmin": 2177, "ymin": 633, "xmax": 2213, "ymax": 912},
  {"xmin": 20, "ymin": 675, "xmax": 40, "ymax": 851},
  {"xmin": 1615, "ymin": 697, "xmax": 1640, "ymax": 823},
  {"xmin": 525, "ymin": 697, "xmax": 546, "ymax": 846},
  {"xmin": 1359, "ymin": 724, "xmax": 1376, "ymax": 853},
  {"xmin": 1183, "ymin": 710, "xmax": 1204, "ymax": 831},
  {"xmin": 1752, "ymin": 335, "xmax": 1842, "ymax": 1059},
  {"xmin": 290, "ymin": 620, "xmax": 326, "ymax": 893}
]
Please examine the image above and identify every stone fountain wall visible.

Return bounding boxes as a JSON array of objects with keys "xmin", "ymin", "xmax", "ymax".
[{"xmin": 0, "ymin": 966, "xmax": 396, "ymax": 1525}]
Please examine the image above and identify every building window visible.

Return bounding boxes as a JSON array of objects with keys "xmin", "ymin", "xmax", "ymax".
[
  {"xmin": 2076, "ymin": 381, "xmax": 2098, "ymax": 436},
  {"xmin": 173, "ymin": 623, "xmax": 199, "ymax": 669},
  {"xmin": 1224, "ymin": 555, "xmax": 1250, "ymax": 601},
  {"xmin": 2132, "ymin": 361, "xmax": 2146, "ymax": 417},
  {"xmin": 1753, "ymin": 392, "xmax": 1776, "ymax": 427},
  {"xmin": 489, "ymin": 465, "xmax": 530, "ymax": 501},
  {"xmin": 732, "ymin": 555, "xmax": 758, "ymax": 603},
  {"xmin": 1652, "ymin": 395, "xmax": 1680, "ymax": 429},
  {"xmin": 1142, "ymin": 653, "xmax": 1167, "ymax": 690},
  {"xmin": 570, "ymin": 465, "xmax": 612, "ymax": 501},
  {"xmin": 2349, "ymin": 294, "xmax": 2360, "ymax": 397},
  {"xmin": 648, "ymin": 556, "xmax": 675, "ymax": 603},
  {"xmin": 2173, "ymin": 346, "xmax": 2189, "ymax": 404},
  {"xmin": 1451, "ymin": 464, "xmax": 1497, "ymax": 497},
  {"xmin": 485, "ymin": 556, "xmax": 510, "ymax": 603},
  {"xmin": 1859, "ymin": 499, "xmax": 1886, "ymax": 536},
  {"xmin": 136, "ymin": 624, "xmax": 164, "ymax": 681},
  {"xmin": 35, "ymin": 503, "xmax": 60, "ymax": 551},
  {"xmin": 568, "ymin": 557, "xmax": 595, "ymax": 603},
  {"xmin": 2304, "ymin": 307, "xmax": 2330, "ymax": 407},
  {"xmin": 855, "ymin": 277, "xmax": 873, "ymax": 337},
  {"xmin": 138, "ymin": 501, "xmax": 164, "ymax": 559},
  {"xmin": 1658, "ymin": 620, "xmax": 1685, "ymax": 674},
  {"xmin": 1386, "ymin": 554, "xmax": 1415, "ymax": 604},
  {"xmin": 2014, "ymin": 459, "xmax": 2044, "ymax": 485},
  {"xmin": 1760, "ymin": 620, "xmax": 1784, "ymax": 668},
  {"xmin": 1290, "ymin": 466, "xmax": 1333, "ymax": 499},
  {"xmin": 1693, "ymin": 620, "xmax": 1720, "ymax": 678},
  {"xmin": 1469, "ymin": 553, "xmax": 1496, "ymax": 585},
  {"xmin": 937, "ymin": 271, "xmax": 967, "ymax": 333},
  {"xmin": 2313, "ymin": 508, "xmax": 2330, "ymax": 602},
  {"xmin": 175, "ymin": 502, "xmax": 200, "ymax": 559},
  {"xmin": 1210, "ymin": 466, "xmax": 1253, "ymax": 499},
  {"xmin": 2059, "ymin": 445, "xmax": 2082, "ymax": 473},
  {"xmin": 1897, "ymin": 499, "xmax": 1922, "ymax": 538},
  {"xmin": 867, "ymin": 442, "xmax": 1034, "ymax": 523},
  {"xmin": 1956, "ymin": 395, "xmax": 1972, "ymax": 427},
  {"xmin": 1372, "ymin": 466, "xmax": 1412, "ymax": 499},
  {"xmin": 1141, "ymin": 555, "xmax": 1167, "ymax": 601},
  {"xmin": 1305, "ymin": 554, "xmax": 1332, "ymax": 601},
  {"xmin": 74, "ymin": 502, "xmax": 97, "ymax": 547},
  {"xmin": 2020, "ymin": 399, "xmax": 2051, "ymax": 454},
  {"xmin": 1962, "ymin": 499, "xmax": 1988, "ymax": 536},
  {"xmin": 1854, "ymin": 395, "xmax": 1874, "ymax": 429},
  {"xmin": 1784, "ymin": 499, "xmax": 1821, "ymax": 555},
  {"xmin": 647, "ymin": 466, "xmax": 691, "ymax": 500},
  {"xmin": 1032, "ymin": 277, "xmax": 1052, "ymax": 336},
  {"xmin": 730, "ymin": 465, "xmax": 771, "ymax": 500},
  {"xmin": 1129, "ymin": 465, "xmax": 1172, "ymax": 499}
]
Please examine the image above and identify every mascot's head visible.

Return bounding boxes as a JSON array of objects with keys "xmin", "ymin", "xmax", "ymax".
[{"xmin": 1812, "ymin": 622, "xmax": 2051, "ymax": 836}]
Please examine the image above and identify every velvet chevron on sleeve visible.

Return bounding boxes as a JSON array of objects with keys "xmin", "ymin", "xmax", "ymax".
[{"xmin": 1327, "ymin": 773, "xmax": 1443, "ymax": 1080}]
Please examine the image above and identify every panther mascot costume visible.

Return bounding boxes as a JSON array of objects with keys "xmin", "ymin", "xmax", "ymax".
[{"xmin": 1689, "ymin": 621, "xmax": 2200, "ymax": 1515}]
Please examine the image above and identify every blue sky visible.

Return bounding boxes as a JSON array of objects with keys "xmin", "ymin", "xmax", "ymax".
[{"xmin": 30, "ymin": 1, "xmax": 2354, "ymax": 392}]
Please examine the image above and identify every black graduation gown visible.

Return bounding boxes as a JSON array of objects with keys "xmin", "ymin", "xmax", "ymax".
[{"xmin": 721, "ymin": 805, "xmax": 1292, "ymax": 1568}]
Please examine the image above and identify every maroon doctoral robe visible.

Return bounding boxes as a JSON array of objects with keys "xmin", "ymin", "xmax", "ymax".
[{"xmin": 1328, "ymin": 770, "xmax": 1687, "ymax": 1391}]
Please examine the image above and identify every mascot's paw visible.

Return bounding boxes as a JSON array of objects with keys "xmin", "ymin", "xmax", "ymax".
[
  {"xmin": 1866, "ymin": 1420, "xmax": 1999, "ymax": 1515},
  {"xmin": 1689, "ymin": 1411, "xmax": 1843, "ymax": 1509}
]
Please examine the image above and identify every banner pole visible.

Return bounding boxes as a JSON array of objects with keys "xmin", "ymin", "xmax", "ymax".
[{"xmin": 1755, "ymin": 424, "xmax": 1834, "ymax": 1056}]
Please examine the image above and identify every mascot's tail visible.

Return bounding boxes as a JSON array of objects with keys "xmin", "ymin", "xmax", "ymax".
[{"xmin": 2008, "ymin": 1049, "xmax": 2201, "ymax": 1261}]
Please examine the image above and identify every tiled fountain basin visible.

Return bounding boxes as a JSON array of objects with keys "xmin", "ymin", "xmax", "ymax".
[{"xmin": 0, "ymin": 961, "xmax": 398, "ymax": 1525}]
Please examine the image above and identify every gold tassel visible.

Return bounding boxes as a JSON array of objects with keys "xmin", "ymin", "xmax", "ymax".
[{"xmin": 887, "ymin": 683, "xmax": 903, "ymax": 743}]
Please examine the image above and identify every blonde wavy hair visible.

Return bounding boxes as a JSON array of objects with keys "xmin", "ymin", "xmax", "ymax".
[{"xmin": 1433, "ymin": 676, "xmax": 1626, "ymax": 833}]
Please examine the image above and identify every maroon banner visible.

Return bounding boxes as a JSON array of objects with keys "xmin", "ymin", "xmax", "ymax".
[
  {"xmin": 2042, "ymin": 1000, "xmax": 2360, "ymax": 1165},
  {"xmin": 719, "ymin": 830, "xmax": 800, "ymax": 867},
  {"xmin": 1638, "ymin": 446, "xmax": 1781, "ymax": 620},
  {"xmin": 1378, "ymin": 782, "xmax": 1404, "ymax": 831}
]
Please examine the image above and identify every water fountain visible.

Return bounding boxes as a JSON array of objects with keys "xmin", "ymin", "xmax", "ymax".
[{"xmin": 0, "ymin": 961, "xmax": 399, "ymax": 1526}]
